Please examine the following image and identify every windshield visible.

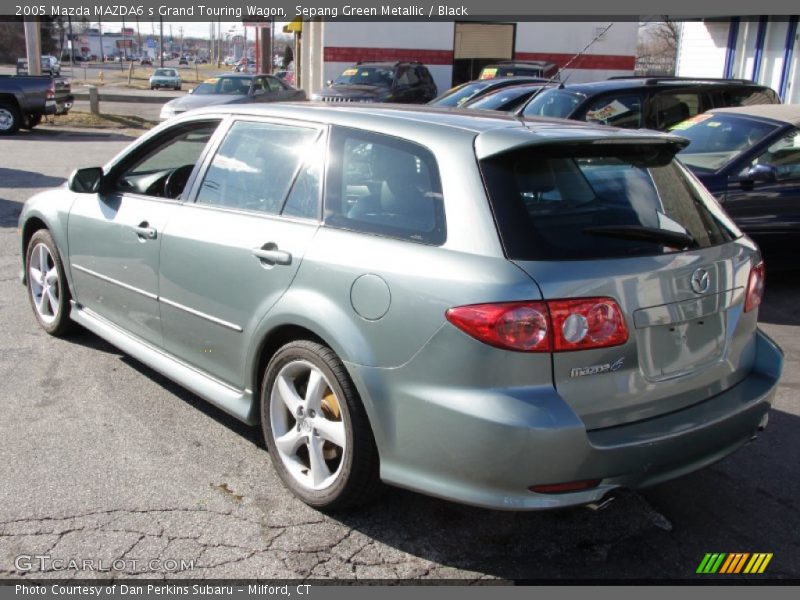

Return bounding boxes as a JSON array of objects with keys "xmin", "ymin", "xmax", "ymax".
[
  {"xmin": 334, "ymin": 66, "xmax": 394, "ymax": 87},
  {"xmin": 522, "ymin": 89, "xmax": 584, "ymax": 119},
  {"xmin": 430, "ymin": 82, "xmax": 493, "ymax": 107},
  {"xmin": 192, "ymin": 77, "xmax": 251, "ymax": 95},
  {"xmin": 154, "ymin": 69, "xmax": 175, "ymax": 77},
  {"xmin": 480, "ymin": 145, "xmax": 738, "ymax": 261},
  {"xmin": 467, "ymin": 86, "xmax": 542, "ymax": 110},
  {"xmin": 674, "ymin": 113, "xmax": 779, "ymax": 171}
]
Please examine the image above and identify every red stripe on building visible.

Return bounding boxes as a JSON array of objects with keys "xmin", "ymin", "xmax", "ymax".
[
  {"xmin": 324, "ymin": 47, "xmax": 454, "ymax": 65},
  {"xmin": 323, "ymin": 47, "xmax": 635, "ymax": 71},
  {"xmin": 514, "ymin": 52, "xmax": 635, "ymax": 70}
]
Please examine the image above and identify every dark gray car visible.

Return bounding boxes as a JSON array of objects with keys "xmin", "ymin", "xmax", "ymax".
[
  {"xmin": 160, "ymin": 74, "xmax": 306, "ymax": 120},
  {"xmin": 18, "ymin": 104, "xmax": 782, "ymax": 511}
]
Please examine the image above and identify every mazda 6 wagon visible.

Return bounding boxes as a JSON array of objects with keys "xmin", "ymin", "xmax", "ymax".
[{"xmin": 19, "ymin": 104, "xmax": 783, "ymax": 510}]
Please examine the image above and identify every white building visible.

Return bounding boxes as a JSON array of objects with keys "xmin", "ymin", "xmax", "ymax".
[
  {"xmin": 677, "ymin": 18, "xmax": 799, "ymax": 103},
  {"xmin": 299, "ymin": 21, "xmax": 638, "ymax": 95}
]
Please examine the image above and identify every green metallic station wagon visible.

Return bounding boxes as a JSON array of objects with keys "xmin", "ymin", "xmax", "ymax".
[{"xmin": 19, "ymin": 104, "xmax": 783, "ymax": 510}]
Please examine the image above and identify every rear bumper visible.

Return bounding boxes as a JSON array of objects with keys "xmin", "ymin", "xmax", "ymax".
[{"xmin": 348, "ymin": 329, "xmax": 782, "ymax": 510}]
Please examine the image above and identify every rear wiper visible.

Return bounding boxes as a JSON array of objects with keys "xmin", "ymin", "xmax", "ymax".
[{"xmin": 582, "ymin": 225, "xmax": 697, "ymax": 249}]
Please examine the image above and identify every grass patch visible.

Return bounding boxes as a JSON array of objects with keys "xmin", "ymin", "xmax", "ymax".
[{"xmin": 49, "ymin": 111, "xmax": 158, "ymax": 130}]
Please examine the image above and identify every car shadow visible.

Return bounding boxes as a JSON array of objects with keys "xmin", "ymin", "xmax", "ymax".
[
  {"xmin": 0, "ymin": 169, "xmax": 66, "ymax": 189},
  {"xmin": 314, "ymin": 409, "xmax": 800, "ymax": 581},
  {"xmin": 53, "ymin": 304, "xmax": 799, "ymax": 580},
  {"xmin": 0, "ymin": 196, "xmax": 24, "ymax": 227},
  {"xmin": 758, "ymin": 270, "xmax": 800, "ymax": 327},
  {"xmin": 59, "ymin": 327, "xmax": 262, "ymax": 447},
  {"xmin": 5, "ymin": 128, "xmax": 140, "ymax": 143}
]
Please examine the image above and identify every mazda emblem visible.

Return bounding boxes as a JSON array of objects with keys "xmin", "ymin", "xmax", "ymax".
[{"xmin": 691, "ymin": 268, "xmax": 710, "ymax": 294}]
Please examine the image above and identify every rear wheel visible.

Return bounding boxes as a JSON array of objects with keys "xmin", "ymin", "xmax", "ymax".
[
  {"xmin": 261, "ymin": 341, "xmax": 380, "ymax": 510},
  {"xmin": 25, "ymin": 229, "xmax": 74, "ymax": 336},
  {"xmin": 21, "ymin": 113, "xmax": 42, "ymax": 130},
  {"xmin": 0, "ymin": 101, "xmax": 21, "ymax": 135}
]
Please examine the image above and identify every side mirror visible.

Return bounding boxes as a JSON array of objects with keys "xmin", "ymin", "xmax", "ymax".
[
  {"xmin": 68, "ymin": 167, "xmax": 104, "ymax": 193},
  {"xmin": 188, "ymin": 87, "xmax": 194, "ymax": 94},
  {"xmin": 326, "ymin": 79, "xmax": 333, "ymax": 86},
  {"xmin": 745, "ymin": 164, "xmax": 778, "ymax": 183}
]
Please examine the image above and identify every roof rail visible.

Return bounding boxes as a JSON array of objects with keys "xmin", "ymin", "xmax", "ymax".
[
  {"xmin": 355, "ymin": 60, "xmax": 421, "ymax": 66},
  {"xmin": 607, "ymin": 75, "xmax": 756, "ymax": 84}
]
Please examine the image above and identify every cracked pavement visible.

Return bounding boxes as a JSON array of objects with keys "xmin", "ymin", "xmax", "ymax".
[{"xmin": 0, "ymin": 127, "xmax": 798, "ymax": 582}]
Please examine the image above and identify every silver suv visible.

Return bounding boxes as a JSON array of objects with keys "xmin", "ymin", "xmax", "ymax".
[{"xmin": 19, "ymin": 105, "xmax": 783, "ymax": 511}]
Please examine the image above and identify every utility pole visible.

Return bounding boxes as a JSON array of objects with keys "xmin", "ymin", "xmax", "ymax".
[
  {"xmin": 67, "ymin": 15, "xmax": 74, "ymax": 69},
  {"xmin": 159, "ymin": 16, "xmax": 164, "ymax": 67},
  {"xmin": 98, "ymin": 16, "xmax": 104, "ymax": 62},
  {"xmin": 135, "ymin": 15, "xmax": 142, "ymax": 57},
  {"xmin": 24, "ymin": 18, "xmax": 42, "ymax": 75}
]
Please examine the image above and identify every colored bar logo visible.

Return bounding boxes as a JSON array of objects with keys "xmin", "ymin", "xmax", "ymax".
[{"xmin": 696, "ymin": 553, "xmax": 773, "ymax": 574}]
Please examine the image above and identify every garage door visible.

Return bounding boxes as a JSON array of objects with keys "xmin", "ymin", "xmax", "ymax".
[{"xmin": 454, "ymin": 23, "xmax": 514, "ymax": 59}]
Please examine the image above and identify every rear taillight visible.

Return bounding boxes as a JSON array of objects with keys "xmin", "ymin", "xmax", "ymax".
[
  {"xmin": 46, "ymin": 82, "xmax": 55, "ymax": 100},
  {"xmin": 445, "ymin": 297, "xmax": 628, "ymax": 352},
  {"xmin": 745, "ymin": 261, "xmax": 765, "ymax": 313},
  {"xmin": 548, "ymin": 298, "xmax": 629, "ymax": 351},
  {"xmin": 529, "ymin": 479, "xmax": 601, "ymax": 494},
  {"xmin": 445, "ymin": 302, "xmax": 551, "ymax": 352}
]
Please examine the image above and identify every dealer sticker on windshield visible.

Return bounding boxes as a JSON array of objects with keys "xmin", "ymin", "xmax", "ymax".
[{"xmin": 670, "ymin": 113, "xmax": 712, "ymax": 130}]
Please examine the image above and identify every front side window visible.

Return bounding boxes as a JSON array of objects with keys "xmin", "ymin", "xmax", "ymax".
[
  {"xmin": 195, "ymin": 120, "xmax": 320, "ymax": 214},
  {"xmin": 742, "ymin": 129, "xmax": 800, "ymax": 181},
  {"xmin": 114, "ymin": 121, "xmax": 219, "ymax": 199},
  {"xmin": 325, "ymin": 127, "xmax": 445, "ymax": 244},
  {"xmin": 480, "ymin": 144, "xmax": 738, "ymax": 260}
]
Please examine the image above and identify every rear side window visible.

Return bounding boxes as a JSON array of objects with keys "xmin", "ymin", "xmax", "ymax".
[
  {"xmin": 584, "ymin": 94, "xmax": 643, "ymax": 128},
  {"xmin": 652, "ymin": 92, "xmax": 702, "ymax": 130},
  {"xmin": 719, "ymin": 87, "xmax": 780, "ymax": 107},
  {"xmin": 480, "ymin": 145, "xmax": 738, "ymax": 260},
  {"xmin": 196, "ymin": 120, "xmax": 319, "ymax": 215},
  {"xmin": 324, "ymin": 127, "xmax": 445, "ymax": 244}
]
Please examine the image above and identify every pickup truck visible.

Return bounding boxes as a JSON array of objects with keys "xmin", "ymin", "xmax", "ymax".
[{"xmin": 0, "ymin": 75, "xmax": 73, "ymax": 135}]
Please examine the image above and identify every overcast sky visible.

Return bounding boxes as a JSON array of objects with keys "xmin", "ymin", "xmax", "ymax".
[{"xmin": 88, "ymin": 21, "xmax": 284, "ymax": 40}]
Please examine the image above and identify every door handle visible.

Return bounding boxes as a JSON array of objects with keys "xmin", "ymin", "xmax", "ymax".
[
  {"xmin": 132, "ymin": 222, "xmax": 157, "ymax": 240},
  {"xmin": 252, "ymin": 244, "xmax": 292, "ymax": 266}
]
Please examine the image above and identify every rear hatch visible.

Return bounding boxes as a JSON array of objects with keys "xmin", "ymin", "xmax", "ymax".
[{"xmin": 477, "ymin": 128, "xmax": 760, "ymax": 430}]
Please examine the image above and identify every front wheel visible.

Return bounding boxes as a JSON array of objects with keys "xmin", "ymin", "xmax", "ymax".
[
  {"xmin": 25, "ymin": 229, "xmax": 74, "ymax": 336},
  {"xmin": 262, "ymin": 341, "xmax": 380, "ymax": 510}
]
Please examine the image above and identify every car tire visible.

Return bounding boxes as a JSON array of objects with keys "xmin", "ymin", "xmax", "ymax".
[
  {"xmin": 21, "ymin": 113, "xmax": 42, "ymax": 130},
  {"xmin": 25, "ymin": 229, "xmax": 75, "ymax": 336},
  {"xmin": 0, "ymin": 101, "xmax": 22, "ymax": 136},
  {"xmin": 175, "ymin": 85, "xmax": 181, "ymax": 91},
  {"xmin": 150, "ymin": 86, "xmax": 155, "ymax": 90},
  {"xmin": 262, "ymin": 340, "xmax": 381, "ymax": 510}
]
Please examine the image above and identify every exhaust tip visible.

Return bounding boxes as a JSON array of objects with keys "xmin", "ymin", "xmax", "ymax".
[{"xmin": 585, "ymin": 494, "xmax": 616, "ymax": 512}]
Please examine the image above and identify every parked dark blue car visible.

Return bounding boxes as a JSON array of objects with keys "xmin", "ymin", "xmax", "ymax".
[{"xmin": 676, "ymin": 105, "xmax": 800, "ymax": 268}]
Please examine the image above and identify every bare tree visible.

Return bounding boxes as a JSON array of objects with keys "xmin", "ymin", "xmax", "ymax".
[{"xmin": 636, "ymin": 17, "xmax": 681, "ymax": 76}]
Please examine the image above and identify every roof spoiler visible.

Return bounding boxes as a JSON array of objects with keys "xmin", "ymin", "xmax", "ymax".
[{"xmin": 474, "ymin": 127, "xmax": 690, "ymax": 161}]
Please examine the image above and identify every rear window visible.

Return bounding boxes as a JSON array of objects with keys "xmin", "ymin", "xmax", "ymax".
[
  {"xmin": 480, "ymin": 145, "xmax": 738, "ymax": 261},
  {"xmin": 522, "ymin": 89, "xmax": 584, "ymax": 119}
]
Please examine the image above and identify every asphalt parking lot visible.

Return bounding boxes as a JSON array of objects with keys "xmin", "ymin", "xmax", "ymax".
[{"xmin": 0, "ymin": 126, "xmax": 798, "ymax": 581}]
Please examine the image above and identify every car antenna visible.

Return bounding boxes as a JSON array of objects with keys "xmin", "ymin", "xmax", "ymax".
[{"xmin": 514, "ymin": 23, "xmax": 614, "ymax": 120}]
